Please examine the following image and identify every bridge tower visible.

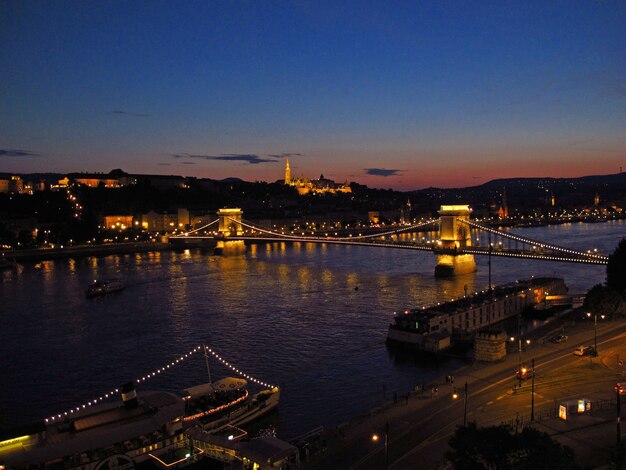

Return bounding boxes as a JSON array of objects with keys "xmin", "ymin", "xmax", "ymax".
[
  {"xmin": 434, "ymin": 205, "xmax": 477, "ymax": 277},
  {"xmin": 215, "ymin": 208, "xmax": 246, "ymax": 255}
]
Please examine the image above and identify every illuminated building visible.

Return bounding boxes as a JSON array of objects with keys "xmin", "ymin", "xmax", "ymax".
[
  {"xmin": 64, "ymin": 172, "xmax": 123, "ymax": 188},
  {"xmin": 283, "ymin": 159, "xmax": 351, "ymax": 195},
  {"xmin": 0, "ymin": 175, "xmax": 25, "ymax": 193},
  {"xmin": 498, "ymin": 186, "xmax": 509, "ymax": 218},
  {"xmin": 139, "ymin": 208, "xmax": 190, "ymax": 232},
  {"xmin": 103, "ymin": 215, "xmax": 135, "ymax": 230}
]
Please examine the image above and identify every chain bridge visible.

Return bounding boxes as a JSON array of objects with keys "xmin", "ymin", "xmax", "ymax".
[{"xmin": 169, "ymin": 205, "xmax": 609, "ymax": 277}]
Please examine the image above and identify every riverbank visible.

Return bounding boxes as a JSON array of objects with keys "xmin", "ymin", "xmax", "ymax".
[
  {"xmin": 300, "ymin": 308, "xmax": 626, "ymax": 469},
  {"xmin": 5, "ymin": 241, "xmax": 172, "ymax": 262}
]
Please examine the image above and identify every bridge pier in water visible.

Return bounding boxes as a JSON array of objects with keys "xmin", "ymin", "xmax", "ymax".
[
  {"xmin": 214, "ymin": 208, "xmax": 246, "ymax": 255},
  {"xmin": 434, "ymin": 205, "xmax": 477, "ymax": 277}
]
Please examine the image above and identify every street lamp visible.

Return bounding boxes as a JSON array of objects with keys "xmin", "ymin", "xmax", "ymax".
[
  {"xmin": 616, "ymin": 384, "xmax": 623, "ymax": 445},
  {"xmin": 453, "ymin": 383, "xmax": 469, "ymax": 426},
  {"xmin": 371, "ymin": 421, "xmax": 389, "ymax": 470},
  {"xmin": 586, "ymin": 312, "xmax": 605, "ymax": 355},
  {"xmin": 531, "ymin": 358, "xmax": 535, "ymax": 421},
  {"xmin": 463, "ymin": 382, "xmax": 468, "ymax": 426}
]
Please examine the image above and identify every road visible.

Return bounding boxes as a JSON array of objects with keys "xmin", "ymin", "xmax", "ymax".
[{"xmin": 304, "ymin": 313, "xmax": 626, "ymax": 469}]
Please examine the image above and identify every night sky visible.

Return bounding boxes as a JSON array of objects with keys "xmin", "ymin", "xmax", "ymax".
[{"xmin": 1, "ymin": 1, "xmax": 625, "ymax": 190}]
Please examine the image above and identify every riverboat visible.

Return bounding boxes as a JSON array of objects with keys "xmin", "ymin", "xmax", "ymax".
[
  {"xmin": 85, "ymin": 278, "xmax": 124, "ymax": 297},
  {"xmin": 386, "ymin": 277, "xmax": 568, "ymax": 353},
  {"xmin": 0, "ymin": 378, "xmax": 280, "ymax": 470}
]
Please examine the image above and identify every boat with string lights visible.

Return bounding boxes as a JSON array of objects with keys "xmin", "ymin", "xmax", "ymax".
[{"xmin": 0, "ymin": 346, "xmax": 280, "ymax": 470}]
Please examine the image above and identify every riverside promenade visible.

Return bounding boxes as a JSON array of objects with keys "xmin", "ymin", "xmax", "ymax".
[{"xmin": 302, "ymin": 310, "xmax": 626, "ymax": 469}]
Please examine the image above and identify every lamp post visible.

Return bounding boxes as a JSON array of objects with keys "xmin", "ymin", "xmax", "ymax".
[
  {"xmin": 372, "ymin": 421, "xmax": 389, "ymax": 470},
  {"xmin": 531, "ymin": 358, "xmax": 535, "ymax": 421},
  {"xmin": 616, "ymin": 385, "xmax": 621, "ymax": 445},
  {"xmin": 587, "ymin": 312, "xmax": 605, "ymax": 356},
  {"xmin": 453, "ymin": 383, "xmax": 469, "ymax": 426},
  {"xmin": 464, "ymin": 382, "xmax": 468, "ymax": 426},
  {"xmin": 517, "ymin": 314, "xmax": 522, "ymax": 387}
]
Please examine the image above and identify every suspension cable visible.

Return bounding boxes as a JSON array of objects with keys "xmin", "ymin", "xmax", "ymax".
[
  {"xmin": 460, "ymin": 219, "xmax": 608, "ymax": 259},
  {"xmin": 183, "ymin": 218, "xmax": 219, "ymax": 235},
  {"xmin": 232, "ymin": 217, "xmax": 438, "ymax": 241}
]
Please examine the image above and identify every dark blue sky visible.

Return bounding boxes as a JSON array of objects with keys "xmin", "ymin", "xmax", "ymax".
[{"xmin": 1, "ymin": 1, "xmax": 625, "ymax": 189}]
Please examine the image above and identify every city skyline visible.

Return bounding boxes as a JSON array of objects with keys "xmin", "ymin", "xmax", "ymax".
[{"xmin": 1, "ymin": 1, "xmax": 625, "ymax": 190}]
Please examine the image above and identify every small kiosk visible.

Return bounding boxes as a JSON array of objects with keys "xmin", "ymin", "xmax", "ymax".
[{"xmin": 558, "ymin": 398, "xmax": 592, "ymax": 421}]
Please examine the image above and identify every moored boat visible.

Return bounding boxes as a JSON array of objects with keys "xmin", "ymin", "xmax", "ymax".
[
  {"xmin": 0, "ymin": 378, "xmax": 280, "ymax": 470},
  {"xmin": 86, "ymin": 278, "xmax": 124, "ymax": 297}
]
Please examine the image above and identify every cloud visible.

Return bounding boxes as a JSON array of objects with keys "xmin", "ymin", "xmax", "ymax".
[
  {"xmin": 110, "ymin": 109, "xmax": 150, "ymax": 117},
  {"xmin": 172, "ymin": 153, "xmax": 278, "ymax": 164},
  {"xmin": 182, "ymin": 161, "xmax": 197, "ymax": 165},
  {"xmin": 267, "ymin": 152, "xmax": 304, "ymax": 159},
  {"xmin": 0, "ymin": 148, "xmax": 40, "ymax": 157},
  {"xmin": 157, "ymin": 163, "xmax": 171, "ymax": 166},
  {"xmin": 364, "ymin": 168, "xmax": 402, "ymax": 177}
]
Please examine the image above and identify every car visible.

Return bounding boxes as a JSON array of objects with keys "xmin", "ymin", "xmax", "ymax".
[
  {"xmin": 550, "ymin": 334, "xmax": 568, "ymax": 343},
  {"xmin": 616, "ymin": 383, "xmax": 626, "ymax": 395},
  {"xmin": 573, "ymin": 345, "xmax": 597, "ymax": 356},
  {"xmin": 516, "ymin": 366, "xmax": 533, "ymax": 380}
]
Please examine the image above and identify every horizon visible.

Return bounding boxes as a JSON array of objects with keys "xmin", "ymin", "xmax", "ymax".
[
  {"xmin": 1, "ymin": 1, "xmax": 625, "ymax": 190},
  {"xmin": 7, "ymin": 167, "xmax": 625, "ymax": 193}
]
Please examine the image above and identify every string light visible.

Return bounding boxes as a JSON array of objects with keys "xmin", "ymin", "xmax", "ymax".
[
  {"xmin": 204, "ymin": 346, "xmax": 278, "ymax": 389},
  {"xmin": 459, "ymin": 219, "xmax": 608, "ymax": 261},
  {"xmin": 170, "ymin": 219, "xmax": 219, "ymax": 238},
  {"xmin": 231, "ymin": 217, "xmax": 437, "ymax": 242},
  {"xmin": 183, "ymin": 391, "xmax": 249, "ymax": 422},
  {"xmin": 45, "ymin": 347, "xmax": 202, "ymax": 423}
]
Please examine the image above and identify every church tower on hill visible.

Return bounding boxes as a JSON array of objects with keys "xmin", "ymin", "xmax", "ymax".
[{"xmin": 283, "ymin": 158, "xmax": 351, "ymax": 195}]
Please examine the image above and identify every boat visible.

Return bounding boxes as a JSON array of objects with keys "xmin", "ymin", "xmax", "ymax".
[
  {"xmin": 189, "ymin": 383, "xmax": 281, "ymax": 433},
  {"xmin": 86, "ymin": 278, "xmax": 124, "ymax": 297},
  {"xmin": 0, "ymin": 381, "xmax": 195, "ymax": 470},
  {"xmin": 0, "ymin": 378, "xmax": 280, "ymax": 470}
]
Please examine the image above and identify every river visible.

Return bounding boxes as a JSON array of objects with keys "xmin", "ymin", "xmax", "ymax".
[{"xmin": 0, "ymin": 220, "xmax": 623, "ymax": 438}]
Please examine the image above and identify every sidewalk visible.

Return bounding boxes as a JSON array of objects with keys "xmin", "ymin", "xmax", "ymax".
[{"xmin": 531, "ymin": 406, "xmax": 623, "ymax": 469}]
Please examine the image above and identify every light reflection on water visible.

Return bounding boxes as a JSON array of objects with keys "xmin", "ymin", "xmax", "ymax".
[{"xmin": 0, "ymin": 220, "xmax": 623, "ymax": 437}]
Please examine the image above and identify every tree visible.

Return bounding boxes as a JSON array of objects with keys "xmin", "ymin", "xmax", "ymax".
[
  {"xmin": 447, "ymin": 423, "xmax": 582, "ymax": 470},
  {"xmin": 607, "ymin": 238, "xmax": 626, "ymax": 296},
  {"xmin": 584, "ymin": 284, "xmax": 626, "ymax": 319}
]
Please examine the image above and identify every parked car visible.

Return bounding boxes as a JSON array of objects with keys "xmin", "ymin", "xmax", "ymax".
[
  {"xmin": 573, "ymin": 345, "xmax": 597, "ymax": 356},
  {"xmin": 616, "ymin": 383, "xmax": 625, "ymax": 395},
  {"xmin": 550, "ymin": 334, "xmax": 568, "ymax": 343}
]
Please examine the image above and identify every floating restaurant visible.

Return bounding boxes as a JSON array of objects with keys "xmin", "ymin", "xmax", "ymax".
[{"xmin": 386, "ymin": 277, "xmax": 568, "ymax": 353}]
